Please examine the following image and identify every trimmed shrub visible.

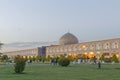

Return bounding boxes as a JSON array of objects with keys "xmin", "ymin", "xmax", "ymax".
[
  {"xmin": 99, "ymin": 54, "xmax": 105, "ymax": 61},
  {"xmin": 14, "ymin": 55, "xmax": 26, "ymax": 73},
  {"xmin": 111, "ymin": 54, "xmax": 119, "ymax": 63},
  {"xmin": 58, "ymin": 57, "xmax": 70, "ymax": 67}
]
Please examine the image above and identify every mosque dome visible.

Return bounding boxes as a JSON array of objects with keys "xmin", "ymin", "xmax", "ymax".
[{"xmin": 59, "ymin": 32, "xmax": 79, "ymax": 45}]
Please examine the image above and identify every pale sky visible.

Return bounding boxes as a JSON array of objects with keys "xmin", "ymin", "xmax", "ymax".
[{"xmin": 0, "ymin": 0, "xmax": 120, "ymax": 43}]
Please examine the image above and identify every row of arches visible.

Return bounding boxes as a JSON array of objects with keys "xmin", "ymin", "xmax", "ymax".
[{"xmin": 50, "ymin": 52, "xmax": 119, "ymax": 60}]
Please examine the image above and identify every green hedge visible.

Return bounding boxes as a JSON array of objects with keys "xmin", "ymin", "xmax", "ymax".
[{"xmin": 58, "ymin": 57, "xmax": 70, "ymax": 67}]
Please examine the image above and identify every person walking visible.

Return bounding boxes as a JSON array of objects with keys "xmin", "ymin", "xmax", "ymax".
[{"xmin": 98, "ymin": 61, "xmax": 101, "ymax": 69}]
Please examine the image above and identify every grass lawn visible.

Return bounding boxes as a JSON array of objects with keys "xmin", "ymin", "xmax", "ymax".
[{"xmin": 0, "ymin": 63, "xmax": 120, "ymax": 80}]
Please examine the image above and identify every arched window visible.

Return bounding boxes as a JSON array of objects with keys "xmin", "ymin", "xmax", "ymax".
[
  {"xmin": 112, "ymin": 41, "xmax": 118, "ymax": 49},
  {"xmin": 103, "ymin": 42, "xmax": 110, "ymax": 50},
  {"xmin": 96, "ymin": 43, "xmax": 102, "ymax": 50},
  {"xmin": 56, "ymin": 48, "xmax": 59, "ymax": 52},
  {"xmin": 60, "ymin": 47, "xmax": 63, "ymax": 52},
  {"xmin": 73, "ymin": 46, "xmax": 77, "ymax": 51},
  {"xmin": 78, "ymin": 46, "xmax": 82, "ymax": 51},
  {"xmin": 64, "ymin": 47, "xmax": 67, "ymax": 52},
  {"xmin": 68, "ymin": 46, "xmax": 72, "ymax": 51},
  {"xmin": 90, "ymin": 44, "xmax": 94, "ymax": 50}
]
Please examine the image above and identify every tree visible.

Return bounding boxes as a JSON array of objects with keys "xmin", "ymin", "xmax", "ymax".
[
  {"xmin": 46, "ymin": 55, "xmax": 51, "ymax": 62},
  {"xmin": 1, "ymin": 55, "xmax": 9, "ymax": 61},
  {"xmin": 14, "ymin": 55, "xmax": 26, "ymax": 73},
  {"xmin": 36, "ymin": 55, "xmax": 42, "ymax": 62},
  {"xmin": 111, "ymin": 54, "xmax": 119, "ymax": 63},
  {"xmin": 99, "ymin": 54, "xmax": 105, "ymax": 61},
  {"xmin": 41, "ymin": 56, "xmax": 46, "ymax": 63},
  {"xmin": 32, "ymin": 56, "xmax": 36, "ymax": 61},
  {"xmin": 67, "ymin": 55, "xmax": 74, "ymax": 61}
]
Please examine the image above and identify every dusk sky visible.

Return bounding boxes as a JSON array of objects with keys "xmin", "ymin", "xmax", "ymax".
[{"xmin": 0, "ymin": 0, "xmax": 120, "ymax": 43}]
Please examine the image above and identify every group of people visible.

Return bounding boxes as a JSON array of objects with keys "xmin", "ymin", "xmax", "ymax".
[
  {"xmin": 27, "ymin": 59, "xmax": 32, "ymax": 64},
  {"xmin": 73, "ymin": 59, "xmax": 101, "ymax": 69},
  {"xmin": 51, "ymin": 58, "xmax": 58, "ymax": 65}
]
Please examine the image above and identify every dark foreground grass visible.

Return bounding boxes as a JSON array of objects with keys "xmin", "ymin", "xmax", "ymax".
[{"xmin": 0, "ymin": 63, "xmax": 120, "ymax": 80}]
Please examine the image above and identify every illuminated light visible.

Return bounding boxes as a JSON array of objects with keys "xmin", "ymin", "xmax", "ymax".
[
  {"xmin": 82, "ymin": 45, "xmax": 86, "ymax": 48},
  {"xmin": 23, "ymin": 56, "xmax": 26, "ymax": 58},
  {"xmin": 68, "ymin": 53, "xmax": 72, "ymax": 56},
  {"xmin": 116, "ymin": 54, "xmax": 119, "ymax": 58},
  {"xmin": 27, "ymin": 56, "xmax": 29, "ymax": 59},
  {"xmin": 90, "ymin": 52, "xmax": 94, "ymax": 54},
  {"xmin": 96, "ymin": 52, "xmax": 101, "ymax": 59},
  {"xmin": 89, "ymin": 52, "xmax": 94, "ymax": 58},
  {"xmin": 74, "ymin": 54, "xmax": 77, "ymax": 56},
  {"xmin": 84, "ymin": 52, "xmax": 87, "ymax": 55}
]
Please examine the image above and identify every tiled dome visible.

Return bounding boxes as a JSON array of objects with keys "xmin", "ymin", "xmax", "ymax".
[{"xmin": 59, "ymin": 32, "xmax": 78, "ymax": 45}]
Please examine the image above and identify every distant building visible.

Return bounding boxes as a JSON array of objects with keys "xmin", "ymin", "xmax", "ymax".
[
  {"xmin": 38, "ymin": 46, "xmax": 46, "ymax": 56},
  {"xmin": 2, "ymin": 32, "xmax": 120, "ymax": 60},
  {"xmin": 46, "ymin": 32, "xmax": 120, "ymax": 60},
  {"xmin": 59, "ymin": 32, "xmax": 79, "ymax": 45},
  {"xmin": 3, "ymin": 47, "xmax": 46, "ymax": 58}
]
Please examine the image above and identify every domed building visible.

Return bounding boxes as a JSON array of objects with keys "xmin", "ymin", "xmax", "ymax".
[
  {"xmin": 59, "ymin": 32, "xmax": 79, "ymax": 45},
  {"xmin": 3, "ymin": 32, "xmax": 120, "ymax": 61},
  {"xmin": 46, "ymin": 33, "xmax": 120, "ymax": 61}
]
